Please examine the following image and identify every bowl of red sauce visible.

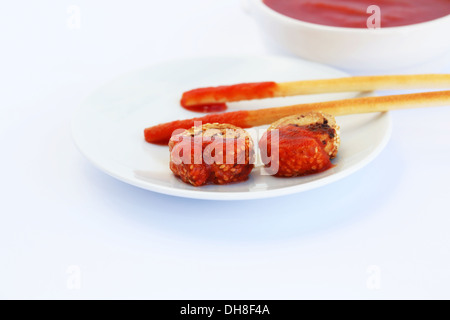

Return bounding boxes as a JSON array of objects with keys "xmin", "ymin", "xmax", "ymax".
[{"xmin": 248, "ymin": 0, "xmax": 450, "ymax": 71}]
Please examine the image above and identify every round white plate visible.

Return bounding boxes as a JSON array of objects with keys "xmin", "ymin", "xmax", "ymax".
[{"xmin": 72, "ymin": 56, "xmax": 391, "ymax": 200}]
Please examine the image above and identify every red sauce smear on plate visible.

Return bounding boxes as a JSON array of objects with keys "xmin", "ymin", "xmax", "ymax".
[
  {"xmin": 263, "ymin": 0, "xmax": 450, "ymax": 28},
  {"xmin": 181, "ymin": 82, "xmax": 277, "ymax": 113}
]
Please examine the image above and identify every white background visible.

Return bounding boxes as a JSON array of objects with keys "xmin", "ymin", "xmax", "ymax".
[{"xmin": 1, "ymin": 0, "xmax": 450, "ymax": 299}]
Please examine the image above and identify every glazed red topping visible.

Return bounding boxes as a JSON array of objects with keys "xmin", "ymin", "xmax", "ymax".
[
  {"xmin": 263, "ymin": 0, "xmax": 450, "ymax": 28},
  {"xmin": 181, "ymin": 82, "xmax": 277, "ymax": 112},
  {"xmin": 259, "ymin": 125, "xmax": 333, "ymax": 177}
]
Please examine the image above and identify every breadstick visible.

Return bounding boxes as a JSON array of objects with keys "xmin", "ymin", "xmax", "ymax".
[
  {"xmin": 181, "ymin": 74, "xmax": 450, "ymax": 108},
  {"xmin": 146, "ymin": 90, "xmax": 450, "ymax": 144}
]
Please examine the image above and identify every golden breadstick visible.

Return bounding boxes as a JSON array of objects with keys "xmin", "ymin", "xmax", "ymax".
[
  {"xmin": 276, "ymin": 74, "xmax": 450, "ymax": 96},
  {"xmin": 181, "ymin": 74, "xmax": 450, "ymax": 108},
  {"xmin": 146, "ymin": 90, "xmax": 450, "ymax": 144}
]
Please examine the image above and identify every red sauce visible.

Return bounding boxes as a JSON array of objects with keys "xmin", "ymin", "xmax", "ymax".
[
  {"xmin": 144, "ymin": 110, "xmax": 251, "ymax": 145},
  {"xmin": 181, "ymin": 82, "xmax": 277, "ymax": 112},
  {"xmin": 181, "ymin": 103, "xmax": 227, "ymax": 113},
  {"xmin": 263, "ymin": 0, "xmax": 450, "ymax": 28},
  {"xmin": 259, "ymin": 125, "xmax": 333, "ymax": 177},
  {"xmin": 169, "ymin": 134, "xmax": 254, "ymax": 186}
]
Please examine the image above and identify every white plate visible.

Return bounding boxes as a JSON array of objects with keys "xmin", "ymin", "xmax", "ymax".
[{"xmin": 72, "ymin": 56, "xmax": 391, "ymax": 200}]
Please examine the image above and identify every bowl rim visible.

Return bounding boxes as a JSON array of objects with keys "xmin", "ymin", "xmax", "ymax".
[{"xmin": 251, "ymin": 0, "xmax": 450, "ymax": 33}]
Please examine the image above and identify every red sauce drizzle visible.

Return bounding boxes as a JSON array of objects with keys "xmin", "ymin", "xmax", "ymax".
[
  {"xmin": 181, "ymin": 82, "xmax": 277, "ymax": 113},
  {"xmin": 144, "ymin": 110, "xmax": 251, "ymax": 145},
  {"xmin": 181, "ymin": 103, "xmax": 228, "ymax": 113}
]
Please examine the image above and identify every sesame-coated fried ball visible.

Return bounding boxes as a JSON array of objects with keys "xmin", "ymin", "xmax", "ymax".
[
  {"xmin": 169, "ymin": 123, "xmax": 254, "ymax": 186},
  {"xmin": 259, "ymin": 112, "xmax": 340, "ymax": 177}
]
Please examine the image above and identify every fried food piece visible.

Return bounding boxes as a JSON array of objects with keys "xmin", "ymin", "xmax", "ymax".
[
  {"xmin": 259, "ymin": 112, "xmax": 340, "ymax": 177},
  {"xmin": 169, "ymin": 123, "xmax": 254, "ymax": 186}
]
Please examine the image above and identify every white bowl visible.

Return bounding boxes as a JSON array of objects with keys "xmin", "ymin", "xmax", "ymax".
[{"xmin": 248, "ymin": 0, "xmax": 450, "ymax": 71}]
